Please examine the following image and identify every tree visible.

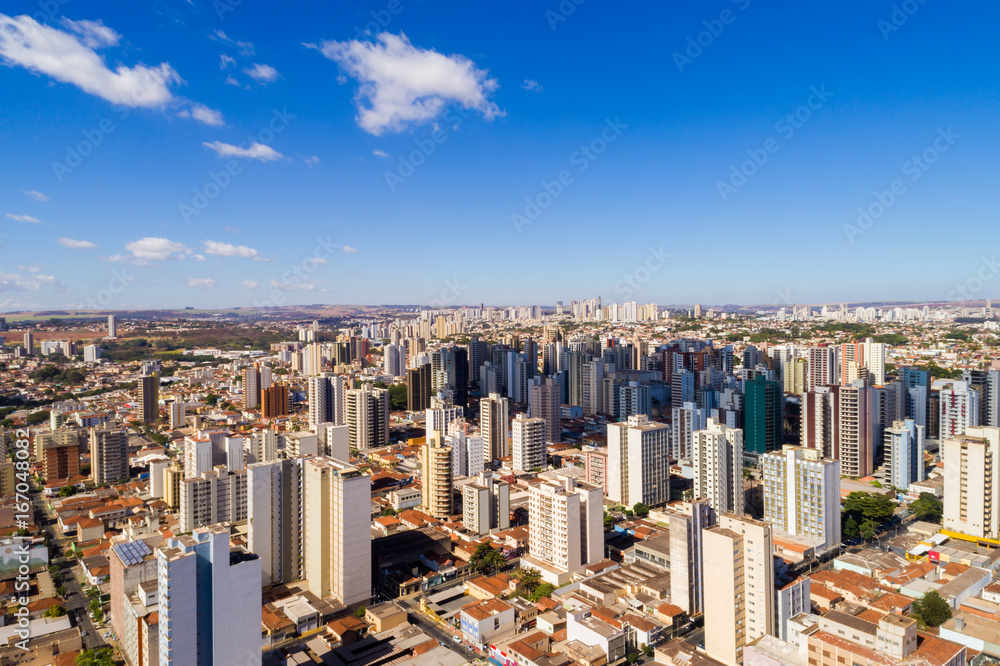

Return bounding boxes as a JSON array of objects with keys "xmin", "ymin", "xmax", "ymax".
[
  {"xmin": 387, "ymin": 383, "xmax": 407, "ymax": 411},
  {"xmin": 843, "ymin": 516, "xmax": 860, "ymax": 539},
  {"xmin": 469, "ymin": 542, "xmax": 506, "ymax": 575},
  {"xmin": 75, "ymin": 647, "xmax": 116, "ymax": 666},
  {"xmin": 528, "ymin": 582, "xmax": 555, "ymax": 602},
  {"xmin": 603, "ymin": 512, "xmax": 615, "ymax": 531},
  {"xmin": 911, "ymin": 590, "xmax": 952, "ymax": 627},
  {"xmin": 632, "ymin": 502, "xmax": 649, "ymax": 518},
  {"xmin": 380, "ymin": 507, "xmax": 397, "ymax": 517},
  {"xmin": 909, "ymin": 493, "xmax": 943, "ymax": 523},
  {"xmin": 45, "ymin": 604, "xmax": 67, "ymax": 618},
  {"xmin": 843, "ymin": 491, "xmax": 895, "ymax": 526},
  {"xmin": 57, "ymin": 585, "xmax": 68, "ymax": 597},
  {"xmin": 204, "ymin": 393, "xmax": 219, "ymax": 407},
  {"xmin": 353, "ymin": 606, "xmax": 366, "ymax": 618},
  {"xmin": 59, "ymin": 485, "xmax": 77, "ymax": 498},
  {"xmin": 513, "ymin": 567, "xmax": 542, "ymax": 596}
]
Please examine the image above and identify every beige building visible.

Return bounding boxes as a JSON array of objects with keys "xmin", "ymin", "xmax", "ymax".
[
  {"xmin": 420, "ymin": 432, "xmax": 453, "ymax": 520},
  {"xmin": 90, "ymin": 427, "xmax": 128, "ymax": 485},
  {"xmin": 481, "ymin": 393, "xmax": 510, "ymax": 462},
  {"xmin": 943, "ymin": 426, "xmax": 1000, "ymax": 539},
  {"xmin": 303, "ymin": 456, "xmax": 371, "ymax": 606},
  {"xmin": 607, "ymin": 414, "xmax": 670, "ymax": 508},
  {"xmin": 703, "ymin": 514, "xmax": 774, "ymax": 665},
  {"xmin": 462, "ymin": 471, "xmax": 510, "ymax": 536},
  {"xmin": 522, "ymin": 472, "xmax": 603, "ymax": 585},
  {"xmin": 693, "ymin": 418, "xmax": 744, "ymax": 516},
  {"xmin": 178, "ymin": 466, "xmax": 248, "ymax": 533}
]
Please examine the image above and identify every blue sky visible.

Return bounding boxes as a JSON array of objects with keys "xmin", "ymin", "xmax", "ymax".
[{"xmin": 1, "ymin": 1, "xmax": 998, "ymax": 311}]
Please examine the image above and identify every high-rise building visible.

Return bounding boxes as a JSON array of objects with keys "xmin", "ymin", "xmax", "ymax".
[
  {"xmin": 581, "ymin": 360, "xmax": 606, "ymax": 414},
  {"xmin": 462, "ymin": 471, "xmax": 510, "ymax": 536},
  {"xmin": 664, "ymin": 499, "xmax": 716, "ymax": 616},
  {"xmin": 178, "ymin": 467, "xmax": 248, "ymax": 533},
  {"xmin": 863, "ymin": 338, "xmax": 887, "ymax": 385},
  {"xmin": 22, "ymin": 332, "xmax": 33, "ymax": 355},
  {"xmin": 884, "ymin": 419, "xmax": 925, "ymax": 491},
  {"xmin": 109, "ymin": 533, "xmax": 164, "ymax": 665},
  {"xmin": 303, "ymin": 457, "xmax": 371, "ymax": 606},
  {"xmin": 91, "ymin": 427, "xmax": 128, "ymax": 485},
  {"xmin": 37, "ymin": 428, "xmax": 81, "ymax": 483},
  {"xmin": 807, "ymin": 346, "xmax": 837, "ymax": 390},
  {"xmin": 703, "ymin": 515, "xmax": 774, "ymax": 665},
  {"xmin": 762, "ymin": 445, "xmax": 841, "ymax": 552},
  {"xmin": 345, "ymin": 383, "xmax": 389, "ymax": 450},
  {"xmin": 528, "ymin": 376, "xmax": 562, "ymax": 443},
  {"xmin": 606, "ymin": 414, "xmax": 670, "ymax": 508},
  {"xmin": 383, "ymin": 343, "xmax": 405, "ymax": 378},
  {"xmin": 138, "ymin": 372, "xmax": 159, "ymax": 424},
  {"xmin": 308, "ymin": 373, "xmax": 347, "ymax": 426},
  {"xmin": 835, "ymin": 380, "xmax": 875, "ymax": 478},
  {"xmin": 671, "ymin": 402, "xmax": 706, "ymax": 460},
  {"xmin": 157, "ymin": 525, "xmax": 262, "ymax": 666},
  {"xmin": 511, "ymin": 415, "xmax": 546, "ymax": 472},
  {"xmin": 83, "ymin": 344, "xmax": 102, "ymax": 363},
  {"xmin": 248, "ymin": 459, "xmax": 304, "ymax": 586},
  {"xmin": 242, "ymin": 364, "xmax": 261, "ymax": 409},
  {"xmin": 169, "ymin": 400, "xmax": 186, "ymax": 429},
  {"xmin": 481, "ymin": 393, "xmax": 510, "ymax": 462},
  {"xmin": 261, "ymin": 382, "xmax": 290, "ymax": 419},
  {"xmin": 939, "ymin": 380, "xmax": 979, "ymax": 439},
  {"xmin": 406, "ymin": 364, "xmax": 433, "ymax": 412},
  {"xmin": 693, "ymin": 418, "xmax": 744, "ymax": 516},
  {"xmin": 943, "ymin": 426, "xmax": 1000, "ymax": 539},
  {"xmin": 522, "ymin": 472, "xmax": 603, "ymax": 585},
  {"xmin": 901, "ymin": 366, "xmax": 931, "ymax": 427},
  {"xmin": 420, "ymin": 432, "xmax": 453, "ymax": 519},
  {"xmin": 107, "ymin": 314, "xmax": 117, "ymax": 338},
  {"xmin": 785, "ymin": 356, "xmax": 808, "ymax": 394},
  {"xmin": 744, "ymin": 375, "xmax": 783, "ymax": 456}
]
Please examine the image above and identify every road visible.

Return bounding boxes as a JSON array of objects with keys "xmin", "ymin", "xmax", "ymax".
[
  {"xmin": 31, "ymin": 492, "xmax": 106, "ymax": 651},
  {"xmin": 399, "ymin": 595, "xmax": 483, "ymax": 663}
]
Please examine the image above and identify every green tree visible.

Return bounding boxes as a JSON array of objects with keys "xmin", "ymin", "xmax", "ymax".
[
  {"xmin": 632, "ymin": 502, "xmax": 649, "ymax": 518},
  {"xmin": 57, "ymin": 585, "xmax": 68, "ymax": 597},
  {"xmin": 909, "ymin": 493, "xmax": 943, "ymax": 523},
  {"xmin": 843, "ymin": 516, "xmax": 860, "ymax": 539},
  {"xmin": 380, "ymin": 507, "xmax": 397, "ymax": 517},
  {"xmin": 513, "ymin": 567, "xmax": 542, "ymax": 596},
  {"xmin": 528, "ymin": 582, "xmax": 555, "ymax": 602},
  {"xmin": 911, "ymin": 590, "xmax": 952, "ymax": 627},
  {"xmin": 603, "ymin": 512, "xmax": 615, "ymax": 531},
  {"xmin": 59, "ymin": 485, "xmax": 77, "ymax": 498},
  {"xmin": 45, "ymin": 604, "xmax": 67, "ymax": 618},
  {"xmin": 353, "ymin": 606, "xmax": 367, "ymax": 618},
  {"xmin": 204, "ymin": 393, "xmax": 219, "ymax": 407},
  {"xmin": 75, "ymin": 647, "xmax": 116, "ymax": 666},
  {"xmin": 469, "ymin": 542, "xmax": 507, "ymax": 575},
  {"xmin": 843, "ymin": 491, "xmax": 895, "ymax": 526},
  {"xmin": 387, "ymin": 383, "xmax": 408, "ymax": 411}
]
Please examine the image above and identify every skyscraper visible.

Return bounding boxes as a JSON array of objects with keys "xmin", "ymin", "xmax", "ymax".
[
  {"xmin": 157, "ymin": 525, "xmax": 262, "ymax": 666},
  {"xmin": 406, "ymin": 363, "xmax": 433, "ymax": 412},
  {"xmin": 308, "ymin": 373, "xmax": 347, "ymax": 425},
  {"xmin": 91, "ymin": 427, "xmax": 128, "ymax": 485},
  {"xmin": 671, "ymin": 402, "xmax": 707, "ymax": 460},
  {"xmin": 762, "ymin": 445, "xmax": 841, "ymax": 552},
  {"xmin": 522, "ymin": 472, "xmax": 603, "ymax": 585},
  {"xmin": 693, "ymin": 418, "xmax": 744, "ymax": 516},
  {"xmin": 664, "ymin": 499, "xmax": 716, "ymax": 616},
  {"xmin": 481, "ymin": 393, "xmax": 510, "ymax": 462},
  {"xmin": 420, "ymin": 431, "xmax": 453, "ymax": 520},
  {"xmin": 345, "ymin": 383, "xmax": 389, "ymax": 450},
  {"xmin": 303, "ymin": 457, "xmax": 371, "ymax": 606},
  {"xmin": 248, "ymin": 458, "xmax": 304, "ymax": 586},
  {"xmin": 884, "ymin": 419, "xmax": 925, "ymax": 491},
  {"xmin": 528, "ymin": 376, "xmax": 562, "ymax": 443},
  {"xmin": 943, "ymin": 426, "xmax": 1000, "ymax": 539},
  {"xmin": 261, "ymin": 382, "xmax": 290, "ymax": 419},
  {"xmin": 108, "ymin": 314, "xmax": 117, "ymax": 338},
  {"xmin": 744, "ymin": 375, "xmax": 783, "ymax": 456},
  {"xmin": 242, "ymin": 364, "xmax": 260, "ymax": 409},
  {"xmin": 22, "ymin": 332, "xmax": 33, "ymax": 355},
  {"xmin": 511, "ymin": 415, "xmax": 546, "ymax": 472},
  {"xmin": 138, "ymin": 371, "xmax": 159, "ymax": 424},
  {"xmin": 807, "ymin": 345, "xmax": 837, "ymax": 390},
  {"xmin": 703, "ymin": 515, "xmax": 774, "ymax": 665},
  {"xmin": 606, "ymin": 414, "xmax": 670, "ymax": 508},
  {"xmin": 939, "ymin": 380, "xmax": 979, "ymax": 439}
]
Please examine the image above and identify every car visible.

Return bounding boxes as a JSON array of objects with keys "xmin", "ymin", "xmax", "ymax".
[
  {"xmin": 81, "ymin": 631, "xmax": 88, "ymax": 637},
  {"xmin": 452, "ymin": 635, "xmax": 461, "ymax": 643}
]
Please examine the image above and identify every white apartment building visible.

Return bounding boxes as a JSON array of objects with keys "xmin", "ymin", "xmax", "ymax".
[
  {"xmin": 512, "ymin": 415, "xmax": 547, "ymax": 472},
  {"xmin": 522, "ymin": 472, "xmax": 603, "ymax": 585},
  {"xmin": 178, "ymin": 467, "xmax": 248, "ymax": 533},
  {"xmin": 693, "ymin": 418, "xmax": 744, "ymax": 516},
  {"xmin": 943, "ymin": 426, "xmax": 1000, "ymax": 539},
  {"xmin": 606, "ymin": 414, "xmax": 670, "ymax": 508},
  {"xmin": 762, "ymin": 445, "xmax": 841, "ymax": 552},
  {"xmin": 247, "ymin": 458, "xmax": 304, "ymax": 587}
]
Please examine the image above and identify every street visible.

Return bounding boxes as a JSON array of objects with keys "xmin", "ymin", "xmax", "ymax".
[{"xmin": 31, "ymin": 492, "xmax": 107, "ymax": 651}]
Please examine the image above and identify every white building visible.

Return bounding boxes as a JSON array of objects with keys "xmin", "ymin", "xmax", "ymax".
[
  {"xmin": 522, "ymin": 472, "xmax": 603, "ymax": 585},
  {"xmin": 943, "ymin": 426, "xmax": 1000, "ymax": 539},
  {"xmin": 671, "ymin": 402, "xmax": 706, "ymax": 460},
  {"xmin": 462, "ymin": 471, "xmax": 510, "ymax": 536},
  {"xmin": 693, "ymin": 418, "xmax": 744, "ymax": 516},
  {"xmin": 481, "ymin": 393, "xmax": 510, "ymax": 462},
  {"xmin": 884, "ymin": 419, "xmax": 925, "ymax": 491},
  {"xmin": 178, "ymin": 467, "xmax": 248, "ymax": 533},
  {"xmin": 512, "ymin": 415, "xmax": 547, "ymax": 472},
  {"xmin": 248, "ymin": 458, "xmax": 304, "ymax": 586},
  {"xmin": 939, "ymin": 380, "xmax": 979, "ymax": 439},
  {"xmin": 157, "ymin": 524, "xmax": 261, "ymax": 666},
  {"xmin": 606, "ymin": 414, "xmax": 670, "ymax": 508},
  {"xmin": 169, "ymin": 400, "xmax": 186, "ymax": 429},
  {"xmin": 762, "ymin": 445, "xmax": 841, "ymax": 552},
  {"xmin": 307, "ymin": 373, "xmax": 346, "ymax": 426}
]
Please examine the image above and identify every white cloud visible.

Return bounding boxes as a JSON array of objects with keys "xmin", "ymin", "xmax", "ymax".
[
  {"xmin": 58, "ymin": 237, "xmax": 97, "ymax": 249},
  {"xmin": 18, "ymin": 265, "xmax": 40, "ymax": 273},
  {"xmin": 304, "ymin": 156, "xmax": 320, "ymax": 165},
  {"xmin": 244, "ymin": 63, "xmax": 279, "ymax": 83},
  {"xmin": 342, "ymin": 245, "xmax": 358, "ymax": 253},
  {"xmin": 193, "ymin": 254, "xmax": 206, "ymax": 261},
  {"xmin": 0, "ymin": 13, "xmax": 182, "ymax": 108},
  {"xmin": 100, "ymin": 253, "xmax": 128, "ymax": 263},
  {"xmin": 178, "ymin": 103, "xmax": 224, "ymax": 126},
  {"xmin": 203, "ymin": 240, "xmax": 260, "ymax": 258},
  {"xmin": 0, "ymin": 270, "xmax": 60, "ymax": 292},
  {"xmin": 125, "ymin": 237, "xmax": 191, "ymax": 261},
  {"xmin": 5, "ymin": 213, "xmax": 41, "ymax": 223},
  {"xmin": 522, "ymin": 79, "xmax": 543, "ymax": 92},
  {"xmin": 211, "ymin": 30, "xmax": 253, "ymax": 56},
  {"xmin": 202, "ymin": 141, "xmax": 283, "ymax": 161},
  {"xmin": 238, "ymin": 280, "xmax": 258, "ymax": 289},
  {"xmin": 187, "ymin": 278, "xmax": 217, "ymax": 288},
  {"xmin": 317, "ymin": 32, "xmax": 502, "ymax": 135},
  {"xmin": 21, "ymin": 189, "xmax": 48, "ymax": 202},
  {"xmin": 223, "ymin": 225, "xmax": 241, "ymax": 234},
  {"xmin": 270, "ymin": 278, "xmax": 317, "ymax": 292},
  {"xmin": 224, "ymin": 75, "xmax": 241, "ymax": 87},
  {"xmin": 220, "ymin": 54, "xmax": 236, "ymax": 69},
  {"xmin": 372, "ymin": 149, "xmax": 389, "ymax": 158}
]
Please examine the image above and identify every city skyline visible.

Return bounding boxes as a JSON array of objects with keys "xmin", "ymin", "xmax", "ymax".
[{"xmin": 2, "ymin": 2, "xmax": 998, "ymax": 310}]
